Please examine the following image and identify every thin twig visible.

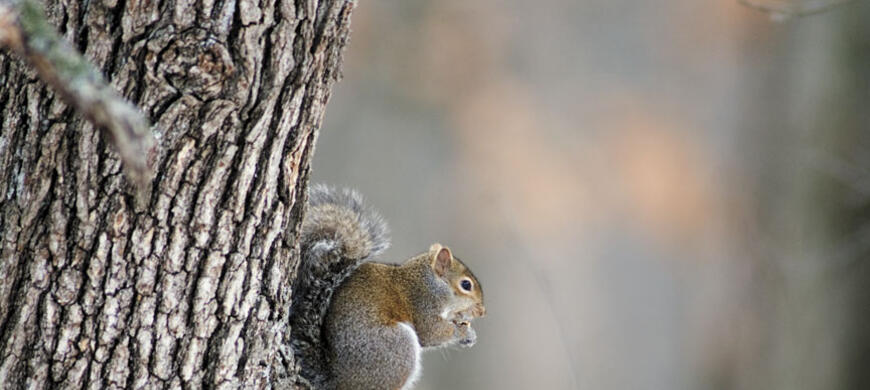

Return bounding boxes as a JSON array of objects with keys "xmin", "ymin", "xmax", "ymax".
[
  {"xmin": 0, "ymin": 0, "xmax": 154, "ymax": 206},
  {"xmin": 739, "ymin": 0, "xmax": 855, "ymax": 20}
]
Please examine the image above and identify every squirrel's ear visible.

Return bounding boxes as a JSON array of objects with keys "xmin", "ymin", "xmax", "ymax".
[{"xmin": 429, "ymin": 243, "xmax": 453, "ymax": 277}]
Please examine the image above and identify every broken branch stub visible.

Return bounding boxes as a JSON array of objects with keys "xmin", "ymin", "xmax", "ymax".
[{"xmin": 0, "ymin": 0, "xmax": 155, "ymax": 206}]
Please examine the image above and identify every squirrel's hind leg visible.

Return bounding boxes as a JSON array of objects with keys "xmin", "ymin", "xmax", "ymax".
[
  {"xmin": 327, "ymin": 321, "xmax": 422, "ymax": 390},
  {"xmin": 396, "ymin": 322, "xmax": 422, "ymax": 390}
]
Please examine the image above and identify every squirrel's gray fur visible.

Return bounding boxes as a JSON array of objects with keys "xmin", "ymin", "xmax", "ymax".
[{"xmin": 290, "ymin": 184, "xmax": 390, "ymax": 387}]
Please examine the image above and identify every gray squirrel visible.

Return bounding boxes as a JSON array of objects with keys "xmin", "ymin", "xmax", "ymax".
[{"xmin": 289, "ymin": 185, "xmax": 486, "ymax": 389}]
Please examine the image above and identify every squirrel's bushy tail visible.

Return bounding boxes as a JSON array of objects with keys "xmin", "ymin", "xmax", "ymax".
[{"xmin": 290, "ymin": 184, "xmax": 390, "ymax": 387}]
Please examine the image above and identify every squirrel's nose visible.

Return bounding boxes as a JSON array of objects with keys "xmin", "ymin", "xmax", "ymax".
[{"xmin": 474, "ymin": 304, "xmax": 486, "ymax": 318}]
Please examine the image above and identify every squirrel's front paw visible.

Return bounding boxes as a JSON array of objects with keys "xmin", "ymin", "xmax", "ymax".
[{"xmin": 453, "ymin": 321, "xmax": 477, "ymax": 347}]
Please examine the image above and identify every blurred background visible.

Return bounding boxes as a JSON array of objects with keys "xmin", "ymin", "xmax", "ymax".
[{"xmin": 310, "ymin": 0, "xmax": 870, "ymax": 389}]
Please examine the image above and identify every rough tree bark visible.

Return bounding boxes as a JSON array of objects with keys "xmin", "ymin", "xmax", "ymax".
[{"xmin": 0, "ymin": 0, "xmax": 354, "ymax": 388}]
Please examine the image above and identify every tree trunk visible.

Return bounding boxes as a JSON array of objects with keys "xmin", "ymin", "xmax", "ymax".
[{"xmin": 0, "ymin": 0, "xmax": 354, "ymax": 388}]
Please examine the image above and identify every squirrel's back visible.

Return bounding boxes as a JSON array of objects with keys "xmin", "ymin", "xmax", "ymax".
[{"xmin": 289, "ymin": 185, "xmax": 390, "ymax": 387}]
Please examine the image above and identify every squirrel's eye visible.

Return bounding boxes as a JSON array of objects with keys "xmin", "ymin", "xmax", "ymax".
[{"xmin": 460, "ymin": 279, "xmax": 472, "ymax": 291}]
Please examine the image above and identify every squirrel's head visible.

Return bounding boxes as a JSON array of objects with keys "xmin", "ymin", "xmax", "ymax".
[{"xmin": 428, "ymin": 243, "xmax": 486, "ymax": 319}]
